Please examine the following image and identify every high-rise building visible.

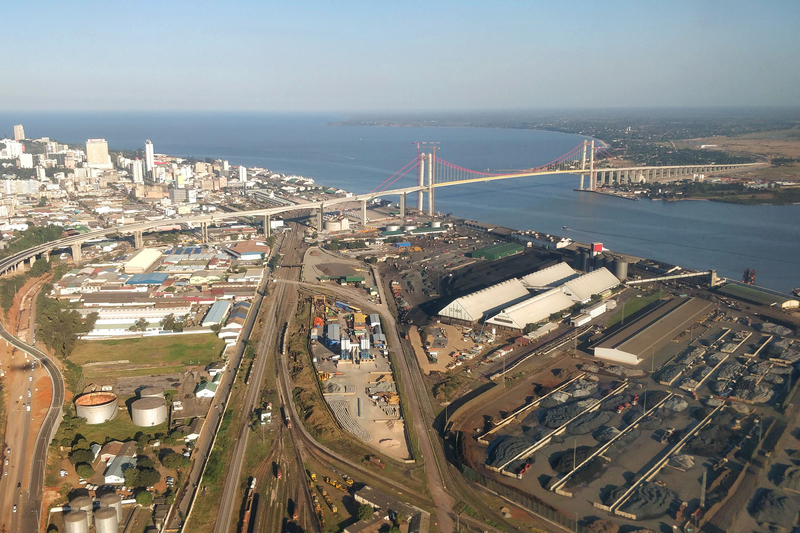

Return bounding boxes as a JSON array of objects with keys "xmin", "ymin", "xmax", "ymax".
[
  {"xmin": 36, "ymin": 166, "xmax": 47, "ymax": 181},
  {"xmin": 86, "ymin": 139, "xmax": 113, "ymax": 169},
  {"xmin": 239, "ymin": 165, "xmax": 247, "ymax": 182},
  {"xmin": 145, "ymin": 140, "xmax": 155, "ymax": 174},
  {"xmin": 13, "ymin": 124, "xmax": 24, "ymax": 141},
  {"xmin": 222, "ymin": 160, "xmax": 229, "ymax": 171},
  {"xmin": 18, "ymin": 153, "xmax": 34, "ymax": 169},
  {"xmin": 132, "ymin": 159, "xmax": 144, "ymax": 183}
]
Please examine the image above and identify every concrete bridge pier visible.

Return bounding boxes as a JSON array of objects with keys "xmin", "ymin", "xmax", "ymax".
[
  {"xmin": 317, "ymin": 203, "xmax": 324, "ymax": 230},
  {"xmin": 200, "ymin": 222, "xmax": 208, "ymax": 244},
  {"xmin": 361, "ymin": 199, "xmax": 368, "ymax": 226},
  {"xmin": 43, "ymin": 252, "xmax": 49, "ymax": 262},
  {"xmin": 133, "ymin": 230, "xmax": 143, "ymax": 249},
  {"xmin": 71, "ymin": 243, "xmax": 82, "ymax": 263},
  {"xmin": 399, "ymin": 193, "xmax": 406, "ymax": 218},
  {"xmin": 264, "ymin": 214, "xmax": 271, "ymax": 238},
  {"xmin": 579, "ymin": 174, "xmax": 585, "ymax": 190},
  {"xmin": 29, "ymin": 256, "xmax": 35, "ymax": 268}
]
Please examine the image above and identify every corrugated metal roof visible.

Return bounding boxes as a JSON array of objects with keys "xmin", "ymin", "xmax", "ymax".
[
  {"xmin": 560, "ymin": 268, "xmax": 619, "ymax": 302},
  {"xmin": 521, "ymin": 262, "xmax": 578, "ymax": 288},
  {"xmin": 487, "ymin": 288, "xmax": 574, "ymax": 330},
  {"xmin": 201, "ymin": 300, "xmax": 232, "ymax": 326},
  {"xmin": 126, "ymin": 273, "xmax": 169, "ymax": 285},
  {"xmin": 439, "ymin": 278, "xmax": 530, "ymax": 322}
]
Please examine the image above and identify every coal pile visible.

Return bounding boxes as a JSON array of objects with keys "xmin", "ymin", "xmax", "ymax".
[
  {"xmin": 586, "ymin": 519, "xmax": 619, "ymax": 533},
  {"xmin": 605, "ymin": 482, "xmax": 677, "ymax": 520},
  {"xmin": 731, "ymin": 376, "xmax": 774, "ymax": 404},
  {"xmin": 662, "ymin": 396, "xmax": 689, "ymax": 412},
  {"xmin": 684, "ymin": 424, "xmax": 733, "ymax": 456},
  {"xmin": 656, "ymin": 365, "xmax": 686, "ymax": 384},
  {"xmin": 539, "ymin": 399, "xmax": 599, "ymax": 429},
  {"xmin": 568, "ymin": 410, "xmax": 614, "ymax": 435},
  {"xmin": 562, "ymin": 378, "xmax": 599, "ymax": 398},
  {"xmin": 717, "ymin": 362, "xmax": 744, "ymax": 380},
  {"xmin": 606, "ymin": 428, "xmax": 641, "ymax": 455},
  {"xmin": 486, "ymin": 436, "xmax": 531, "ymax": 468},
  {"xmin": 550, "ymin": 446, "xmax": 595, "ymax": 473},
  {"xmin": 749, "ymin": 489, "xmax": 800, "ymax": 526}
]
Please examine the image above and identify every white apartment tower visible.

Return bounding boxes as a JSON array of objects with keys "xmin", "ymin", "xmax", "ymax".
[
  {"xmin": 13, "ymin": 124, "xmax": 24, "ymax": 141},
  {"xmin": 144, "ymin": 140, "xmax": 155, "ymax": 174},
  {"xmin": 132, "ymin": 159, "xmax": 144, "ymax": 183},
  {"xmin": 86, "ymin": 139, "xmax": 113, "ymax": 169},
  {"xmin": 239, "ymin": 165, "xmax": 247, "ymax": 182}
]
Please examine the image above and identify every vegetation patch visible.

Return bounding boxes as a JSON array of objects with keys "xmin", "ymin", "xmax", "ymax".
[{"xmin": 70, "ymin": 334, "xmax": 225, "ymax": 368}]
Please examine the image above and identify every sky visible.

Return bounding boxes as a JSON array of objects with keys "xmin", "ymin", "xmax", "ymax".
[{"xmin": 3, "ymin": 0, "xmax": 799, "ymax": 111}]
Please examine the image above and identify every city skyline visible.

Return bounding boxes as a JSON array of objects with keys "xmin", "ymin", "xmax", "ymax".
[{"xmin": 2, "ymin": 0, "xmax": 799, "ymax": 112}]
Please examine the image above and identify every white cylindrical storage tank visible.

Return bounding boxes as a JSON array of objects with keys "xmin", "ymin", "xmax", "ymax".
[
  {"xmin": 94, "ymin": 507, "xmax": 119, "ymax": 533},
  {"xmin": 403, "ymin": 225, "xmax": 417, "ymax": 232},
  {"xmin": 131, "ymin": 397, "xmax": 168, "ymax": 427},
  {"xmin": 99, "ymin": 493, "xmax": 122, "ymax": 521},
  {"xmin": 64, "ymin": 511, "xmax": 89, "ymax": 533},
  {"xmin": 431, "ymin": 221, "xmax": 441, "ymax": 228},
  {"xmin": 385, "ymin": 224, "xmax": 400, "ymax": 232},
  {"xmin": 70, "ymin": 495, "xmax": 93, "ymax": 526},
  {"xmin": 74, "ymin": 392, "xmax": 118, "ymax": 425},
  {"xmin": 324, "ymin": 220, "xmax": 342, "ymax": 232},
  {"xmin": 138, "ymin": 386, "xmax": 164, "ymax": 398}
]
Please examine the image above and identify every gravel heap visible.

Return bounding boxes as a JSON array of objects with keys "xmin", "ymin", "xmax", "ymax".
[
  {"xmin": 563, "ymin": 378, "xmax": 599, "ymax": 398},
  {"xmin": 749, "ymin": 489, "xmax": 800, "ymax": 526},
  {"xmin": 657, "ymin": 365, "xmax": 686, "ymax": 383},
  {"xmin": 605, "ymin": 365, "xmax": 646, "ymax": 377},
  {"xmin": 668, "ymin": 454, "xmax": 695, "ymax": 470},
  {"xmin": 606, "ymin": 428, "xmax": 642, "ymax": 454},
  {"xmin": 663, "ymin": 396, "xmax": 689, "ymax": 412},
  {"xmin": 539, "ymin": 399, "xmax": 600, "ymax": 429},
  {"xmin": 758, "ymin": 323, "xmax": 793, "ymax": 336}
]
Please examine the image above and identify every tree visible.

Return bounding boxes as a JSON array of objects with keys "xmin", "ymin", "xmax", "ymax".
[
  {"xmin": 37, "ymin": 197, "xmax": 47, "ymax": 207},
  {"xmin": 160, "ymin": 450, "xmax": 191, "ymax": 470},
  {"xmin": 75, "ymin": 463, "xmax": 95, "ymax": 479},
  {"xmin": 523, "ymin": 323, "xmax": 536, "ymax": 334},
  {"xmin": 123, "ymin": 468, "xmax": 139, "ymax": 488},
  {"xmin": 130, "ymin": 318, "xmax": 149, "ymax": 331},
  {"xmin": 136, "ymin": 468, "xmax": 161, "ymax": 488},
  {"xmin": 137, "ymin": 455, "xmax": 155, "ymax": 469},
  {"xmin": 358, "ymin": 504, "xmax": 374, "ymax": 521},
  {"xmin": 69, "ymin": 449, "xmax": 94, "ymax": 465},
  {"xmin": 135, "ymin": 490, "xmax": 153, "ymax": 506},
  {"xmin": 549, "ymin": 312, "xmax": 562, "ymax": 321},
  {"xmin": 591, "ymin": 293, "xmax": 602, "ymax": 302}
]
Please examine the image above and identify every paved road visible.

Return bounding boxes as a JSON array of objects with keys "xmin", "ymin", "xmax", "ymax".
[{"xmin": 0, "ymin": 315, "xmax": 64, "ymax": 533}]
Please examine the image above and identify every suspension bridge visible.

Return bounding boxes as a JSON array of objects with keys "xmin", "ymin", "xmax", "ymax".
[{"xmin": 0, "ymin": 141, "xmax": 764, "ymax": 271}]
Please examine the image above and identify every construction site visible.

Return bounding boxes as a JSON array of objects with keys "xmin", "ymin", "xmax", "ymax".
[{"xmin": 309, "ymin": 296, "xmax": 412, "ymax": 460}]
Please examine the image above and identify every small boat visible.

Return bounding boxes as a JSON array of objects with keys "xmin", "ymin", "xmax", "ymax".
[
  {"xmin": 561, "ymin": 226, "xmax": 568, "ymax": 230},
  {"xmin": 793, "ymin": 288, "xmax": 800, "ymax": 297}
]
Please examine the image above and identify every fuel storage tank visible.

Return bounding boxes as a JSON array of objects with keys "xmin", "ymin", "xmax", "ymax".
[
  {"xmin": 99, "ymin": 493, "xmax": 122, "ymax": 521},
  {"xmin": 74, "ymin": 392, "xmax": 118, "ymax": 425},
  {"xmin": 130, "ymin": 397, "xmax": 168, "ymax": 427},
  {"xmin": 94, "ymin": 507, "xmax": 119, "ymax": 533},
  {"xmin": 64, "ymin": 511, "xmax": 89, "ymax": 533}
]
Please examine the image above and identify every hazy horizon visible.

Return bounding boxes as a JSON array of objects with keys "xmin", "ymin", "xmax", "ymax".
[{"xmin": 3, "ymin": 1, "xmax": 799, "ymax": 112}]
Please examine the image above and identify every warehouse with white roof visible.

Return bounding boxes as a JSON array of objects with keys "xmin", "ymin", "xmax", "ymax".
[
  {"xmin": 560, "ymin": 268, "xmax": 620, "ymax": 304},
  {"xmin": 438, "ymin": 278, "xmax": 530, "ymax": 324},
  {"xmin": 520, "ymin": 262, "xmax": 578, "ymax": 289},
  {"xmin": 486, "ymin": 288, "xmax": 575, "ymax": 331}
]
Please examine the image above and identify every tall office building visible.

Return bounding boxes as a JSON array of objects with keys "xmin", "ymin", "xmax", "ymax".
[
  {"xmin": 132, "ymin": 159, "xmax": 144, "ymax": 183},
  {"xmin": 239, "ymin": 165, "xmax": 247, "ymax": 182},
  {"xmin": 13, "ymin": 124, "xmax": 24, "ymax": 141},
  {"xmin": 86, "ymin": 139, "xmax": 113, "ymax": 169},
  {"xmin": 144, "ymin": 140, "xmax": 155, "ymax": 175}
]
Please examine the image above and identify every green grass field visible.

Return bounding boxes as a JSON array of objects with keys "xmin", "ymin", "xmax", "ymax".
[
  {"xmin": 73, "ymin": 407, "xmax": 167, "ymax": 445},
  {"xmin": 71, "ymin": 334, "xmax": 226, "ymax": 368},
  {"xmin": 607, "ymin": 290, "xmax": 665, "ymax": 327}
]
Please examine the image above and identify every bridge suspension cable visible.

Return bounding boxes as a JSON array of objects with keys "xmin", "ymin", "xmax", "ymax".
[{"xmin": 370, "ymin": 155, "xmax": 421, "ymax": 193}]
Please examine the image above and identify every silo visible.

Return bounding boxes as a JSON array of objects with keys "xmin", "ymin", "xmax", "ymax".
[
  {"xmin": 431, "ymin": 221, "xmax": 442, "ymax": 228},
  {"xmin": 64, "ymin": 511, "xmax": 89, "ymax": 533},
  {"xmin": 385, "ymin": 225, "xmax": 400, "ymax": 232},
  {"xmin": 403, "ymin": 225, "xmax": 417, "ymax": 232},
  {"xmin": 70, "ymin": 495, "xmax": 93, "ymax": 527},
  {"xmin": 74, "ymin": 392, "xmax": 118, "ymax": 425},
  {"xmin": 94, "ymin": 507, "xmax": 119, "ymax": 533},
  {"xmin": 614, "ymin": 260, "xmax": 629, "ymax": 281},
  {"xmin": 138, "ymin": 387, "xmax": 164, "ymax": 398},
  {"xmin": 99, "ymin": 493, "xmax": 122, "ymax": 522},
  {"xmin": 594, "ymin": 254, "xmax": 605, "ymax": 270},
  {"xmin": 131, "ymin": 397, "xmax": 168, "ymax": 427},
  {"xmin": 578, "ymin": 251, "xmax": 590, "ymax": 272}
]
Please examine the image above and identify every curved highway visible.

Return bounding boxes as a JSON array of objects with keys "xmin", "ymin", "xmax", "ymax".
[{"xmin": 0, "ymin": 255, "xmax": 65, "ymax": 533}]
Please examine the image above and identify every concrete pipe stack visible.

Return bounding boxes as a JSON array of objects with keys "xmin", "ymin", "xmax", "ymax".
[
  {"xmin": 99, "ymin": 493, "xmax": 123, "ymax": 521},
  {"xmin": 64, "ymin": 511, "xmax": 89, "ymax": 533},
  {"xmin": 94, "ymin": 507, "xmax": 119, "ymax": 533},
  {"xmin": 131, "ymin": 397, "xmax": 168, "ymax": 427}
]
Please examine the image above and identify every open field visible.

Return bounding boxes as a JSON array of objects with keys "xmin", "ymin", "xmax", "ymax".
[
  {"xmin": 606, "ymin": 290, "xmax": 664, "ymax": 327},
  {"xmin": 71, "ymin": 334, "xmax": 225, "ymax": 377},
  {"xmin": 684, "ymin": 129, "xmax": 800, "ymax": 159}
]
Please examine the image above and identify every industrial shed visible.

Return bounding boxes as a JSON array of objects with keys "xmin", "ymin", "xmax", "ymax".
[
  {"xmin": 438, "ymin": 278, "xmax": 530, "ymax": 324},
  {"xmin": 124, "ymin": 248, "xmax": 162, "ymax": 274},
  {"xmin": 201, "ymin": 300, "xmax": 232, "ymax": 326},
  {"xmin": 521, "ymin": 262, "xmax": 578, "ymax": 289},
  {"xmin": 486, "ymin": 288, "xmax": 574, "ymax": 331},
  {"xmin": 592, "ymin": 297, "xmax": 714, "ymax": 365},
  {"xmin": 560, "ymin": 268, "xmax": 619, "ymax": 303},
  {"xmin": 718, "ymin": 281, "xmax": 799, "ymax": 309},
  {"xmin": 125, "ymin": 272, "xmax": 169, "ymax": 285}
]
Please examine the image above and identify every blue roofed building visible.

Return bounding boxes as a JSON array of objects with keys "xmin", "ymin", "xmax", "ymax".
[{"xmin": 126, "ymin": 272, "xmax": 170, "ymax": 286}]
